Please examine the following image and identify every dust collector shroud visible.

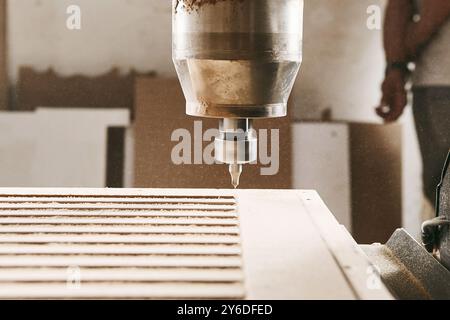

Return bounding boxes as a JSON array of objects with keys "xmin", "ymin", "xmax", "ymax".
[{"xmin": 172, "ymin": 0, "xmax": 303, "ymax": 184}]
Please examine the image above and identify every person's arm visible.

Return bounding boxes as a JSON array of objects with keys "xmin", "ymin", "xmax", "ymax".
[
  {"xmin": 405, "ymin": 0, "xmax": 450, "ymax": 58},
  {"xmin": 376, "ymin": 0, "xmax": 414, "ymax": 123},
  {"xmin": 384, "ymin": 0, "xmax": 414, "ymax": 63}
]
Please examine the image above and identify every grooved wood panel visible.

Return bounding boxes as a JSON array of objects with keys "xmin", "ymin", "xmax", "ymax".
[
  {"xmin": 0, "ymin": 191, "xmax": 244, "ymax": 299},
  {"xmin": 0, "ymin": 0, "xmax": 7, "ymax": 110}
]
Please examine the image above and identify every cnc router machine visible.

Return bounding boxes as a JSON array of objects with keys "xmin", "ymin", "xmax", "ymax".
[{"xmin": 173, "ymin": 0, "xmax": 303, "ymax": 187}]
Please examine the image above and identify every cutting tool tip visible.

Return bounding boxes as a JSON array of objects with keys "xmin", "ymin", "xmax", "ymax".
[{"xmin": 229, "ymin": 164, "xmax": 243, "ymax": 189}]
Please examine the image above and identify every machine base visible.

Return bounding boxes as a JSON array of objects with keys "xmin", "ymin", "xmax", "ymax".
[{"xmin": 362, "ymin": 229, "xmax": 450, "ymax": 300}]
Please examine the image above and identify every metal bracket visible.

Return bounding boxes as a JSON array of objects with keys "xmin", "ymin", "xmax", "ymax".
[{"xmin": 421, "ymin": 150, "xmax": 450, "ymax": 269}]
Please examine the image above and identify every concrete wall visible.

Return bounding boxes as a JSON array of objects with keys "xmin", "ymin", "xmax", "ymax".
[
  {"xmin": 6, "ymin": 0, "xmax": 399, "ymax": 122},
  {"xmin": 7, "ymin": 0, "xmax": 172, "ymax": 82},
  {"xmin": 6, "ymin": 0, "xmax": 424, "ymax": 236},
  {"xmin": 295, "ymin": 0, "xmax": 384, "ymax": 121}
]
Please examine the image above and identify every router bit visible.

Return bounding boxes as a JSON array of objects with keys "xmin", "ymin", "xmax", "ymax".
[
  {"xmin": 229, "ymin": 164, "xmax": 242, "ymax": 189},
  {"xmin": 215, "ymin": 119, "xmax": 257, "ymax": 188},
  {"xmin": 172, "ymin": 0, "xmax": 304, "ymax": 187}
]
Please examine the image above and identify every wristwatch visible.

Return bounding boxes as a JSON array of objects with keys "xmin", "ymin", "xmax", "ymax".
[{"xmin": 385, "ymin": 61, "xmax": 410, "ymax": 76}]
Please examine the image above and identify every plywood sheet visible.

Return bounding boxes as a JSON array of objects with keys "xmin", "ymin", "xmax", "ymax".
[
  {"xmin": 350, "ymin": 123, "xmax": 402, "ymax": 244},
  {"xmin": 15, "ymin": 67, "xmax": 154, "ymax": 116},
  {"xmin": 237, "ymin": 190, "xmax": 355, "ymax": 300},
  {"xmin": 0, "ymin": 0, "xmax": 7, "ymax": 110},
  {"xmin": 134, "ymin": 77, "xmax": 292, "ymax": 189},
  {"xmin": 292, "ymin": 121, "xmax": 402, "ymax": 244},
  {"xmin": 293, "ymin": 123, "xmax": 352, "ymax": 230},
  {"xmin": 0, "ymin": 108, "xmax": 129, "ymax": 187},
  {"xmin": 298, "ymin": 190, "xmax": 393, "ymax": 300}
]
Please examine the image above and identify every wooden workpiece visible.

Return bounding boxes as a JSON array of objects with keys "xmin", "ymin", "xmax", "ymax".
[{"xmin": 0, "ymin": 188, "xmax": 393, "ymax": 299}]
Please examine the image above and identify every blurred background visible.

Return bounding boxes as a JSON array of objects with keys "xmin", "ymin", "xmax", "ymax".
[{"xmin": 0, "ymin": 0, "xmax": 425, "ymax": 243}]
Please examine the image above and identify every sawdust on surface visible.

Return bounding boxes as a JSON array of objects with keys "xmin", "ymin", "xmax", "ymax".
[{"xmin": 175, "ymin": 0, "xmax": 243, "ymax": 13}]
